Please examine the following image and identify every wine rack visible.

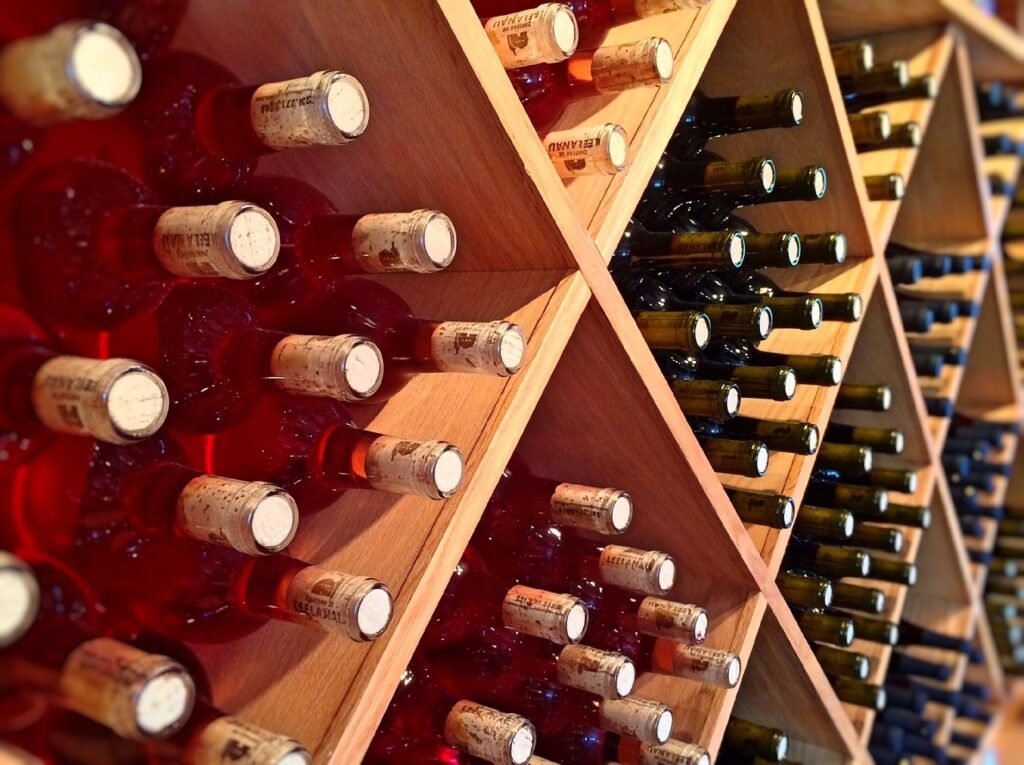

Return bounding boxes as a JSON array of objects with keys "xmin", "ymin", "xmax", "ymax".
[{"xmin": 6, "ymin": 1, "xmax": 1024, "ymax": 764}]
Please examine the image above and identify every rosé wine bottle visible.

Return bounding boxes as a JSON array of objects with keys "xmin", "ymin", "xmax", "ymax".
[
  {"xmin": 12, "ymin": 160, "xmax": 281, "ymax": 330},
  {"xmin": 106, "ymin": 283, "xmax": 383, "ymax": 432},
  {"xmin": 0, "ymin": 303, "xmax": 168, "ymax": 470},
  {"xmin": 535, "ymin": 725, "xmax": 709, "ymax": 765},
  {"xmin": 129, "ymin": 51, "xmax": 368, "ymax": 202},
  {"xmin": 512, "ymin": 37, "xmax": 672, "ymax": 132},
  {"xmin": 0, "ymin": 551, "xmax": 196, "ymax": 741},
  {"xmin": 477, "ymin": 455, "xmax": 633, "ymax": 543},
  {"xmin": 84, "ymin": 536, "xmax": 393, "ymax": 645},
  {"xmin": 230, "ymin": 174, "xmax": 456, "ymax": 315},
  {"xmin": 0, "ymin": 21, "xmax": 143, "ymax": 184},
  {"xmin": 475, "ymin": 0, "xmax": 709, "ymax": 41},
  {"xmin": 4, "ymin": 434, "xmax": 298, "ymax": 557},
  {"xmin": 193, "ymin": 396, "xmax": 465, "ymax": 512},
  {"xmin": 366, "ymin": 659, "xmax": 537, "ymax": 765},
  {"xmin": 253, "ymin": 278, "xmax": 527, "ymax": 402}
]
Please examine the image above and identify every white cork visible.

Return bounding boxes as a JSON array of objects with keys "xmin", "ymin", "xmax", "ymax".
[
  {"xmin": 250, "ymin": 71, "xmax": 368, "ymax": 150},
  {"xmin": 599, "ymin": 546, "xmax": 676, "ymax": 595},
  {"xmin": 781, "ymin": 498, "xmax": 796, "ymax": 527},
  {"xmin": 270, "ymin": 335, "xmax": 383, "ymax": 401},
  {"xmin": 636, "ymin": 598, "xmax": 707, "ymax": 643},
  {"xmin": 444, "ymin": 701, "xmax": 536, "ymax": 765},
  {"xmin": 809, "ymin": 300, "xmax": 823, "ymax": 328},
  {"xmin": 352, "ymin": 210, "xmax": 457, "ymax": 273},
  {"xmin": 136, "ymin": 674, "xmax": 193, "ymax": 737},
  {"xmin": 599, "ymin": 697, "xmax": 674, "ymax": 743},
  {"xmin": 365, "ymin": 436, "xmax": 464, "ymax": 499},
  {"xmin": 791, "ymin": 91, "xmax": 805, "ymax": 123},
  {"xmin": 785, "ymin": 235, "xmax": 801, "ymax": 265},
  {"xmin": 0, "ymin": 21, "xmax": 141, "ymax": 125},
  {"xmin": 357, "ymin": 586, "xmax": 394, "ymax": 639},
  {"xmin": 0, "ymin": 553, "xmax": 39, "ymax": 649},
  {"xmin": 849, "ymin": 294, "xmax": 863, "ymax": 320},
  {"xmin": 590, "ymin": 38, "xmax": 673, "ymax": 94},
  {"xmin": 806, "ymin": 427, "xmax": 820, "ymax": 455},
  {"xmin": 761, "ymin": 162, "xmax": 777, "ymax": 193},
  {"xmin": 557, "ymin": 644, "xmax": 635, "ymax": 699},
  {"xmin": 192, "ymin": 717, "xmax": 311, "ymax": 765},
  {"xmin": 668, "ymin": 644, "xmax": 741, "ymax": 688},
  {"xmin": 639, "ymin": 740, "xmax": 710, "ymax": 765},
  {"xmin": 283, "ymin": 567, "xmax": 392, "ymax": 640},
  {"xmin": 483, "ymin": 4, "xmax": 578, "ymax": 70},
  {"xmin": 431, "ymin": 322, "xmax": 526, "ymax": 376},
  {"xmin": 782, "ymin": 371, "xmax": 796, "ymax": 399},
  {"xmin": 32, "ymin": 357, "xmax": 168, "ymax": 445},
  {"xmin": 841, "ymin": 514, "xmax": 854, "ymax": 537},
  {"xmin": 550, "ymin": 484, "xmax": 633, "ymax": 534},
  {"xmin": 502, "ymin": 586, "xmax": 588, "ymax": 644},
  {"xmin": 545, "ymin": 124, "xmax": 628, "ymax": 178}
]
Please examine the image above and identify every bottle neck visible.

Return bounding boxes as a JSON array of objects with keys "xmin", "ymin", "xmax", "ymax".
[
  {"xmin": 677, "ymin": 89, "xmax": 803, "ymax": 145},
  {"xmin": 401, "ymin": 319, "xmax": 526, "ymax": 378},
  {"xmin": 654, "ymin": 155, "xmax": 776, "ymax": 201}
]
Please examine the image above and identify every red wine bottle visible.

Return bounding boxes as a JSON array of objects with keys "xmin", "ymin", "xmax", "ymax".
[
  {"xmin": 0, "ymin": 21, "xmax": 142, "ymax": 182},
  {"xmin": 512, "ymin": 37, "xmax": 672, "ymax": 132},
  {"xmin": 12, "ymin": 160, "xmax": 281, "ymax": 330},
  {"xmin": 0, "ymin": 304, "xmax": 168, "ymax": 468},
  {"xmin": 130, "ymin": 51, "xmax": 368, "ymax": 202},
  {"xmin": 241, "ymin": 279, "xmax": 527, "ymax": 401},
  {"xmin": 107, "ymin": 283, "xmax": 384, "ymax": 432},
  {"xmin": 5, "ymin": 434, "xmax": 298, "ymax": 557},
  {"xmin": 367, "ymin": 659, "xmax": 537, "ymax": 765},
  {"xmin": 88, "ymin": 536, "xmax": 393, "ymax": 644},
  {"xmin": 230, "ymin": 174, "xmax": 456, "ymax": 316},
  {"xmin": 0, "ymin": 552, "xmax": 196, "ymax": 741},
  {"xmin": 667, "ymin": 88, "xmax": 803, "ymax": 160},
  {"xmin": 196, "ymin": 396, "xmax": 465, "ymax": 510}
]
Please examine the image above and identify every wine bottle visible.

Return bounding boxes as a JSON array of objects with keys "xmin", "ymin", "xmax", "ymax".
[
  {"xmin": 580, "ymin": 590, "xmax": 709, "ymax": 650},
  {"xmin": 910, "ymin": 349, "xmax": 944, "ymax": 377},
  {"xmin": 794, "ymin": 505, "xmax": 855, "ymax": 542},
  {"xmin": 835, "ymin": 383, "xmax": 892, "ymax": 411},
  {"xmin": 0, "ymin": 21, "xmax": 142, "ymax": 180},
  {"xmin": 777, "ymin": 571, "xmax": 833, "ymax": 609},
  {"xmin": 888, "ymin": 256, "xmax": 924, "ymax": 285},
  {"xmin": 831, "ymin": 677, "xmax": 886, "ymax": 710},
  {"xmin": 825, "ymin": 424, "xmax": 904, "ymax": 454},
  {"xmin": 804, "ymin": 482, "xmax": 889, "ymax": 514},
  {"xmin": 230, "ymin": 174, "xmax": 457, "ymax": 314},
  {"xmin": 690, "ymin": 416, "xmax": 818, "ymax": 455},
  {"xmin": 13, "ymin": 160, "xmax": 282, "ymax": 331},
  {"xmin": 844, "ymin": 613, "xmax": 899, "ymax": 645},
  {"xmin": 845, "ymin": 71, "xmax": 936, "ymax": 111},
  {"xmin": 901, "ymin": 297, "xmax": 959, "ymax": 324},
  {"xmin": 791, "ymin": 608, "xmax": 855, "ymax": 646},
  {"xmin": 898, "ymin": 621, "xmax": 973, "ymax": 654},
  {"xmin": 727, "ymin": 271, "xmax": 862, "ymax": 323},
  {"xmin": 654, "ymin": 350, "xmax": 796, "ymax": 402},
  {"xmin": 878, "ymin": 706, "xmax": 938, "ymax": 737},
  {"xmin": 984, "ymin": 133, "xmax": 1019, "ymax": 155},
  {"xmin": 481, "ymin": 455, "xmax": 633, "ymax": 537},
  {"xmin": 832, "ymin": 581, "xmax": 886, "ymax": 614},
  {"xmin": 512, "ymin": 38, "xmax": 672, "ymax": 131},
  {"xmin": 889, "ymin": 651, "xmax": 952, "ymax": 681},
  {"xmin": 848, "ymin": 111, "xmax": 891, "ymax": 145},
  {"xmin": 898, "ymin": 302, "xmax": 934, "ymax": 333},
  {"xmin": 703, "ymin": 339, "xmax": 843, "ymax": 386},
  {"xmin": 696, "ymin": 436, "xmax": 770, "ymax": 477},
  {"xmin": 367, "ymin": 661, "xmax": 536, "ymax": 765},
  {"xmin": 107, "ymin": 283, "xmax": 384, "ymax": 432},
  {"xmin": 814, "ymin": 644, "xmax": 870, "ymax": 680},
  {"xmin": 799, "ymin": 232, "xmax": 849, "ymax": 266},
  {"xmin": 721, "ymin": 718, "xmax": 788, "ymax": 763},
  {"xmin": 912, "ymin": 343, "xmax": 966, "ymax": 366},
  {"xmin": 0, "ymin": 304, "xmax": 168, "ymax": 462},
  {"xmin": 638, "ymin": 152, "xmax": 777, "ymax": 218},
  {"xmin": 888, "ymin": 248, "xmax": 953, "ymax": 277},
  {"xmin": 533, "ymin": 726, "xmax": 709, "ymax": 765},
  {"xmin": 990, "ymin": 173, "xmax": 1016, "ymax": 196},
  {"xmin": 0, "ymin": 552, "xmax": 195, "ymax": 740},
  {"xmin": 130, "ymin": 51, "xmax": 368, "ymax": 202},
  {"xmin": 924, "ymin": 396, "xmax": 954, "ymax": 418},
  {"xmin": 865, "ymin": 173, "xmax": 905, "ymax": 201},
  {"xmin": 849, "ymin": 523, "xmax": 904, "ymax": 554},
  {"xmin": 867, "ymin": 556, "xmax": 917, "ymax": 585},
  {"xmin": 646, "ymin": 643, "xmax": 742, "ymax": 688},
  {"xmin": 6, "ymin": 435, "xmax": 298, "ymax": 557},
  {"xmin": 90, "ymin": 536, "xmax": 394, "ymax": 644},
  {"xmin": 667, "ymin": 270, "xmax": 802, "ymax": 335},
  {"xmin": 786, "ymin": 539, "xmax": 871, "ymax": 579},
  {"xmin": 667, "ymin": 88, "xmax": 804, "ymax": 160},
  {"xmin": 857, "ymin": 122, "xmax": 922, "ymax": 152},
  {"xmin": 614, "ymin": 219, "xmax": 746, "ymax": 271},
  {"xmin": 815, "ymin": 465, "xmax": 918, "ymax": 494},
  {"xmin": 543, "ymin": 122, "xmax": 629, "ymax": 177},
  {"xmin": 815, "ymin": 443, "xmax": 873, "ymax": 476},
  {"xmin": 831, "ymin": 40, "xmax": 874, "ymax": 79},
  {"xmin": 841, "ymin": 59, "xmax": 907, "ymax": 92},
  {"xmin": 726, "ymin": 489, "xmax": 795, "ymax": 528},
  {"xmin": 622, "ymin": 274, "xmax": 776, "ymax": 343}
]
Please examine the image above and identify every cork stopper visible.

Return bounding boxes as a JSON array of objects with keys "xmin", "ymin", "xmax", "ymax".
[
  {"xmin": 176, "ymin": 476, "xmax": 299, "ymax": 555},
  {"xmin": 365, "ymin": 436, "xmax": 465, "ymax": 499},
  {"xmin": 666, "ymin": 644, "xmax": 741, "ymax": 688},
  {"xmin": 60, "ymin": 639, "xmax": 195, "ymax": 741},
  {"xmin": 444, "ymin": 701, "xmax": 536, "ymax": 765},
  {"xmin": 0, "ymin": 553, "xmax": 40, "ymax": 649},
  {"xmin": 270, "ymin": 334, "xmax": 383, "ymax": 401},
  {"xmin": 431, "ymin": 321, "xmax": 526, "ymax": 377},
  {"xmin": 153, "ymin": 202, "xmax": 281, "ymax": 279},
  {"xmin": 591, "ymin": 38, "xmax": 674, "ymax": 94},
  {"xmin": 192, "ymin": 717, "xmax": 311, "ymax": 765},
  {"xmin": 544, "ymin": 123, "xmax": 628, "ymax": 178},
  {"xmin": 549, "ymin": 484, "xmax": 633, "ymax": 534},
  {"xmin": 557, "ymin": 644, "xmax": 635, "ymax": 699},
  {"xmin": 502, "ymin": 585, "xmax": 588, "ymax": 644},
  {"xmin": 250, "ymin": 71, "xmax": 369, "ymax": 150},
  {"xmin": 599, "ymin": 697, "xmax": 674, "ymax": 744},
  {"xmin": 725, "ymin": 233, "xmax": 745, "ymax": 268},
  {"xmin": 31, "ymin": 356, "xmax": 168, "ymax": 445},
  {"xmin": 483, "ymin": 4, "xmax": 578, "ymax": 70},
  {"xmin": 639, "ymin": 740, "xmax": 711, "ymax": 765},
  {"xmin": 0, "ymin": 21, "xmax": 141, "ymax": 125},
  {"xmin": 636, "ymin": 598, "xmax": 708, "ymax": 643},
  {"xmin": 282, "ymin": 567, "xmax": 392, "ymax": 640},
  {"xmin": 599, "ymin": 545, "xmax": 675, "ymax": 595},
  {"xmin": 352, "ymin": 210, "xmax": 457, "ymax": 273}
]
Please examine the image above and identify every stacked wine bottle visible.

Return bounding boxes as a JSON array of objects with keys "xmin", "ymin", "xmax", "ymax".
[
  {"xmin": 470, "ymin": 0, "xmax": 711, "ymax": 180},
  {"xmin": 367, "ymin": 455, "xmax": 760, "ymax": 764},
  {"xmin": 0, "ymin": 6, "xmax": 531, "ymax": 763}
]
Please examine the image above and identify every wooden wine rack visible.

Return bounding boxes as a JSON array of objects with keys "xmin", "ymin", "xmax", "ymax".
[{"xmin": 151, "ymin": 1, "xmax": 1024, "ymax": 763}]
